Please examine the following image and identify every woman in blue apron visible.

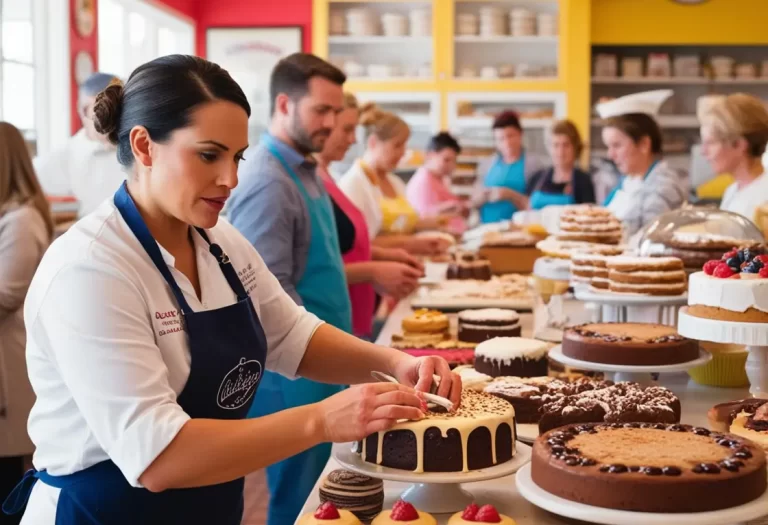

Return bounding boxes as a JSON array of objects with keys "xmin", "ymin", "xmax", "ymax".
[
  {"xmin": 474, "ymin": 111, "xmax": 544, "ymax": 223},
  {"xmin": 3, "ymin": 54, "xmax": 460, "ymax": 525},
  {"xmin": 597, "ymin": 91, "xmax": 688, "ymax": 236},
  {"xmin": 526, "ymin": 120, "xmax": 595, "ymax": 210}
]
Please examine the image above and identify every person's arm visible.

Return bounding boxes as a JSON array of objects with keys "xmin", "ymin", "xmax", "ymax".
[
  {"xmin": 0, "ymin": 209, "xmax": 46, "ymax": 322},
  {"xmin": 640, "ymin": 168, "xmax": 688, "ymax": 228},
  {"xmin": 228, "ymin": 178, "xmax": 302, "ymax": 304}
]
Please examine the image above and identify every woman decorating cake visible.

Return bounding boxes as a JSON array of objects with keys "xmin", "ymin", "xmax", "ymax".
[
  {"xmin": 699, "ymin": 93, "xmax": 768, "ymax": 223},
  {"xmin": 2, "ymin": 55, "xmax": 461, "ymax": 525},
  {"xmin": 314, "ymin": 92, "xmax": 423, "ymax": 339},
  {"xmin": 598, "ymin": 90, "xmax": 689, "ymax": 237},
  {"xmin": 525, "ymin": 119, "xmax": 595, "ymax": 210},
  {"xmin": 339, "ymin": 103, "xmax": 455, "ymax": 256},
  {"xmin": 471, "ymin": 111, "xmax": 545, "ymax": 223}
]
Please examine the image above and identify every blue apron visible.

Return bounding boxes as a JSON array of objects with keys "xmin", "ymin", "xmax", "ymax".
[
  {"xmin": 529, "ymin": 168, "xmax": 576, "ymax": 210},
  {"xmin": 3, "ymin": 182, "xmax": 268, "ymax": 524},
  {"xmin": 603, "ymin": 161, "xmax": 658, "ymax": 206},
  {"xmin": 249, "ymin": 137, "xmax": 351, "ymax": 525},
  {"xmin": 480, "ymin": 153, "xmax": 527, "ymax": 223}
]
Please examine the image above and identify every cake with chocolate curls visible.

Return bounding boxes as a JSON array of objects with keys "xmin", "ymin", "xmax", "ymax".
[
  {"xmin": 357, "ymin": 389, "xmax": 516, "ymax": 473},
  {"xmin": 708, "ymin": 398, "xmax": 768, "ymax": 432},
  {"xmin": 532, "ymin": 423, "xmax": 767, "ymax": 513},
  {"xmin": 730, "ymin": 403, "xmax": 768, "ymax": 452}
]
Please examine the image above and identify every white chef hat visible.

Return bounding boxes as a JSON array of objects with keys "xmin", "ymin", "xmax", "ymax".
[{"xmin": 596, "ymin": 89, "xmax": 673, "ymax": 119}]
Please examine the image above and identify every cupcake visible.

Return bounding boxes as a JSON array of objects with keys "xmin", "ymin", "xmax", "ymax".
[
  {"xmin": 298, "ymin": 502, "xmax": 363, "ymax": 525},
  {"xmin": 688, "ymin": 341, "xmax": 749, "ymax": 387},
  {"xmin": 319, "ymin": 470, "xmax": 384, "ymax": 522},
  {"xmin": 448, "ymin": 503, "xmax": 517, "ymax": 525},
  {"xmin": 372, "ymin": 500, "xmax": 436, "ymax": 525}
]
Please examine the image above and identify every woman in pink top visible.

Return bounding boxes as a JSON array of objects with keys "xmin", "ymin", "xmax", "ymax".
[
  {"xmin": 316, "ymin": 93, "xmax": 423, "ymax": 338},
  {"xmin": 406, "ymin": 132, "xmax": 468, "ymax": 234}
]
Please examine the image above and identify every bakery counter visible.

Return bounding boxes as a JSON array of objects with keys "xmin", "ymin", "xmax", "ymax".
[{"xmin": 296, "ymin": 299, "xmax": 763, "ymax": 525}]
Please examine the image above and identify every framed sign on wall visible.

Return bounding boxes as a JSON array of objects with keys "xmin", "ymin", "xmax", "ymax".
[{"xmin": 206, "ymin": 26, "xmax": 303, "ymax": 145}]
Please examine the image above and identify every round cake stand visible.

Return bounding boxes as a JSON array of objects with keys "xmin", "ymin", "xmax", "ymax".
[
  {"xmin": 574, "ymin": 288, "xmax": 688, "ymax": 325},
  {"xmin": 333, "ymin": 443, "xmax": 532, "ymax": 513},
  {"xmin": 678, "ymin": 308, "xmax": 768, "ymax": 398},
  {"xmin": 548, "ymin": 345, "xmax": 712, "ymax": 385},
  {"xmin": 516, "ymin": 463, "xmax": 768, "ymax": 525}
]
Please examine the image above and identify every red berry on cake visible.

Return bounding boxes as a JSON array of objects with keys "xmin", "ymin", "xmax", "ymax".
[
  {"xmin": 755, "ymin": 255, "xmax": 768, "ymax": 265},
  {"xmin": 390, "ymin": 501, "xmax": 420, "ymax": 522},
  {"xmin": 461, "ymin": 503, "xmax": 479, "ymax": 521},
  {"xmin": 315, "ymin": 502, "xmax": 341, "ymax": 520},
  {"xmin": 722, "ymin": 249, "xmax": 738, "ymax": 261},
  {"xmin": 448, "ymin": 504, "xmax": 516, "ymax": 525},
  {"xmin": 475, "ymin": 505, "xmax": 502, "ymax": 523},
  {"xmin": 713, "ymin": 263, "xmax": 736, "ymax": 279},
  {"xmin": 703, "ymin": 260, "xmax": 720, "ymax": 275},
  {"xmin": 760, "ymin": 267, "xmax": 768, "ymax": 278}
]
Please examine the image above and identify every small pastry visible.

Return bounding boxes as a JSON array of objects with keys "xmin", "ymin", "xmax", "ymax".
[
  {"xmin": 448, "ymin": 503, "xmax": 517, "ymax": 525},
  {"xmin": 319, "ymin": 469, "xmax": 384, "ymax": 522},
  {"xmin": 372, "ymin": 500, "xmax": 436, "ymax": 525},
  {"xmin": 297, "ymin": 502, "xmax": 363, "ymax": 525}
]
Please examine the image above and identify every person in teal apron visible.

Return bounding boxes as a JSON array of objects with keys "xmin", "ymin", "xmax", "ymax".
[
  {"xmin": 248, "ymin": 134, "xmax": 352, "ymax": 525},
  {"xmin": 475, "ymin": 110, "xmax": 544, "ymax": 223}
]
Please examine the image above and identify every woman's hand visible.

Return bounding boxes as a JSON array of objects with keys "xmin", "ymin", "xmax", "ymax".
[
  {"xmin": 488, "ymin": 187, "xmax": 529, "ymax": 209},
  {"xmin": 316, "ymin": 383, "xmax": 424, "ymax": 442},
  {"xmin": 418, "ymin": 215, "xmax": 456, "ymax": 232},
  {"xmin": 404, "ymin": 236, "xmax": 453, "ymax": 256},
  {"xmin": 375, "ymin": 247, "xmax": 425, "ymax": 273},
  {"xmin": 371, "ymin": 262, "xmax": 421, "ymax": 299},
  {"xmin": 391, "ymin": 355, "xmax": 462, "ymax": 408}
]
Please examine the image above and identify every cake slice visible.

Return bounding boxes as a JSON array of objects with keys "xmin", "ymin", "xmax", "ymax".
[{"xmin": 729, "ymin": 404, "xmax": 768, "ymax": 452}]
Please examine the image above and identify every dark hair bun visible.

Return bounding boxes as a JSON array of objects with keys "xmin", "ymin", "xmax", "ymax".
[{"xmin": 92, "ymin": 81, "xmax": 124, "ymax": 145}]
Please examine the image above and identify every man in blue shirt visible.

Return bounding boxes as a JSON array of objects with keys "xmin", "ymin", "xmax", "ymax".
[{"xmin": 228, "ymin": 53, "xmax": 349, "ymax": 525}]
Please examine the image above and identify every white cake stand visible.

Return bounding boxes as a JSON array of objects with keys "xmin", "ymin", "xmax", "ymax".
[
  {"xmin": 548, "ymin": 345, "xmax": 712, "ymax": 385},
  {"xmin": 678, "ymin": 308, "xmax": 768, "ymax": 398},
  {"xmin": 332, "ymin": 442, "xmax": 532, "ymax": 513},
  {"xmin": 516, "ymin": 463, "xmax": 768, "ymax": 525},
  {"xmin": 574, "ymin": 288, "xmax": 688, "ymax": 325},
  {"xmin": 516, "ymin": 424, "xmax": 538, "ymax": 444}
]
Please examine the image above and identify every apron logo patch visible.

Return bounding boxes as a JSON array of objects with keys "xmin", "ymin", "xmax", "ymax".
[{"xmin": 217, "ymin": 357, "xmax": 262, "ymax": 410}]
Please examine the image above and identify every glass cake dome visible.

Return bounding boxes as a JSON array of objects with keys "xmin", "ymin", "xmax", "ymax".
[{"xmin": 636, "ymin": 206, "xmax": 765, "ymax": 261}]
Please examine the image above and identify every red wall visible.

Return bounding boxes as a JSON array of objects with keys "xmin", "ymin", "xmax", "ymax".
[
  {"xmin": 150, "ymin": 0, "xmax": 199, "ymax": 20},
  {"xmin": 196, "ymin": 0, "xmax": 312, "ymax": 57},
  {"xmin": 70, "ymin": 0, "xmax": 99, "ymax": 134}
]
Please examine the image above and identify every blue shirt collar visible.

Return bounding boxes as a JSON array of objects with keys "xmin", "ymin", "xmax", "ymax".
[{"xmin": 262, "ymin": 132, "xmax": 315, "ymax": 171}]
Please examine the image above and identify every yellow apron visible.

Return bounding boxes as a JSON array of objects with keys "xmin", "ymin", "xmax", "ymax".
[{"xmin": 360, "ymin": 161, "xmax": 420, "ymax": 234}]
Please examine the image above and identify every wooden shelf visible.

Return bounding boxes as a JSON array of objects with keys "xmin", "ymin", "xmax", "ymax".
[
  {"xmin": 592, "ymin": 76, "xmax": 768, "ymax": 85},
  {"xmin": 329, "ymin": 35, "xmax": 432, "ymax": 44},
  {"xmin": 454, "ymin": 35, "xmax": 558, "ymax": 43}
]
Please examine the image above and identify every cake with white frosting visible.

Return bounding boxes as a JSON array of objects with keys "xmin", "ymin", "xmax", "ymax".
[
  {"xmin": 686, "ymin": 248, "xmax": 768, "ymax": 322},
  {"xmin": 457, "ymin": 308, "xmax": 521, "ymax": 343},
  {"xmin": 570, "ymin": 253, "xmax": 609, "ymax": 288},
  {"xmin": 357, "ymin": 389, "xmax": 516, "ymax": 473},
  {"xmin": 474, "ymin": 337, "xmax": 550, "ymax": 377},
  {"xmin": 557, "ymin": 205, "xmax": 623, "ymax": 245},
  {"xmin": 606, "ymin": 256, "xmax": 687, "ymax": 296}
]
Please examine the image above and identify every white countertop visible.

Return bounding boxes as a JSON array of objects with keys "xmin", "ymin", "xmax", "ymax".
[{"xmin": 298, "ymin": 297, "xmax": 764, "ymax": 525}]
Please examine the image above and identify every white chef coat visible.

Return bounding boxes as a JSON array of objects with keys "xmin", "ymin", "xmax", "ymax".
[
  {"xmin": 0, "ymin": 205, "xmax": 49, "ymax": 458},
  {"xmin": 720, "ymin": 172, "xmax": 768, "ymax": 224},
  {"xmin": 21, "ymin": 199, "xmax": 323, "ymax": 524},
  {"xmin": 606, "ymin": 175, "xmax": 644, "ymax": 221},
  {"xmin": 33, "ymin": 129, "xmax": 127, "ymax": 217}
]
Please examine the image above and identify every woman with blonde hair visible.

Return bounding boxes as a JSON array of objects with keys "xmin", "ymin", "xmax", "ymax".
[
  {"xmin": 0, "ymin": 122, "xmax": 53, "ymax": 524},
  {"xmin": 339, "ymin": 103, "xmax": 455, "ymax": 255},
  {"xmin": 700, "ymin": 93, "xmax": 768, "ymax": 223}
]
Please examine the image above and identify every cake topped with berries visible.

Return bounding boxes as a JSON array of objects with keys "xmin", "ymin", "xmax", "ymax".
[
  {"xmin": 372, "ymin": 500, "xmax": 436, "ymax": 525},
  {"xmin": 688, "ymin": 246, "xmax": 768, "ymax": 323},
  {"xmin": 448, "ymin": 503, "xmax": 517, "ymax": 525},
  {"xmin": 297, "ymin": 502, "xmax": 363, "ymax": 525}
]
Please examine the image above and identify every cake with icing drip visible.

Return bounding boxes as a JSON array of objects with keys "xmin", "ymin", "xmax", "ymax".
[
  {"xmin": 474, "ymin": 337, "xmax": 550, "ymax": 378},
  {"xmin": 357, "ymin": 390, "xmax": 516, "ymax": 473}
]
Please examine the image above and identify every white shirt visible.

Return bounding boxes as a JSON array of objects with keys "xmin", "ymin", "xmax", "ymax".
[
  {"xmin": 21, "ymin": 200, "xmax": 322, "ymax": 524},
  {"xmin": 720, "ymin": 172, "xmax": 768, "ymax": 224},
  {"xmin": 338, "ymin": 161, "xmax": 407, "ymax": 237},
  {"xmin": 33, "ymin": 130, "xmax": 127, "ymax": 217}
]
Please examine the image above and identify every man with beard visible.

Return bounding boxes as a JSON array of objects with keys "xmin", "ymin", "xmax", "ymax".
[{"xmin": 227, "ymin": 53, "xmax": 349, "ymax": 525}]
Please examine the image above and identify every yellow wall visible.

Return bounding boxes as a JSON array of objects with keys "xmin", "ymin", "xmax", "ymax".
[{"xmin": 592, "ymin": 0, "xmax": 768, "ymax": 45}]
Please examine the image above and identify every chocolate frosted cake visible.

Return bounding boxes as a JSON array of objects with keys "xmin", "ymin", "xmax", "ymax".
[
  {"xmin": 474, "ymin": 337, "xmax": 550, "ymax": 378},
  {"xmin": 562, "ymin": 323, "xmax": 699, "ymax": 366},
  {"xmin": 446, "ymin": 252, "xmax": 492, "ymax": 281},
  {"xmin": 532, "ymin": 423, "xmax": 767, "ymax": 513},
  {"xmin": 537, "ymin": 382, "xmax": 681, "ymax": 433},
  {"xmin": 357, "ymin": 390, "xmax": 516, "ymax": 473},
  {"xmin": 708, "ymin": 398, "xmax": 768, "ymax": 432},
  {"xmin": 457, "ymin": 308, "xmax": 521, "ymax": 343}
]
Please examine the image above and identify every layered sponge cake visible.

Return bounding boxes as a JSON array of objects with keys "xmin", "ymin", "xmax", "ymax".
[
  {"xmin": 606, "ymin": 256, "xmax": 687, "ymax": 296},
  {"xmin": 457, "ymin": 308, "xmax": 521, "ymax": 343}
]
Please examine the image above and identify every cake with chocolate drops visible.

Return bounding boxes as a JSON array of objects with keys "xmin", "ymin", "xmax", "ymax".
[
  {"xmin": 357, "ymin": 389, "xmax": 516, "ymax": 473},
  {"xmin": 474, "ymin": 337, "xmax": 550, "ymax": 378},
  {"xmin": 532, "ymin": 423, "xmax": 767, "ymax": 513},
  {"xmin": 458, "ymin": 308, "xmax": 521, "ymax": 343}
]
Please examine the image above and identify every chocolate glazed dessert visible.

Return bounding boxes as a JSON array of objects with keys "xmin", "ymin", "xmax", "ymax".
[
  {"xmin": 532, "ymin": 423, "xmax": 767, "ymax": 513},
  {"xmin": 562, "ymin": 323, "xmax": 699, "ymax": 366}
]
